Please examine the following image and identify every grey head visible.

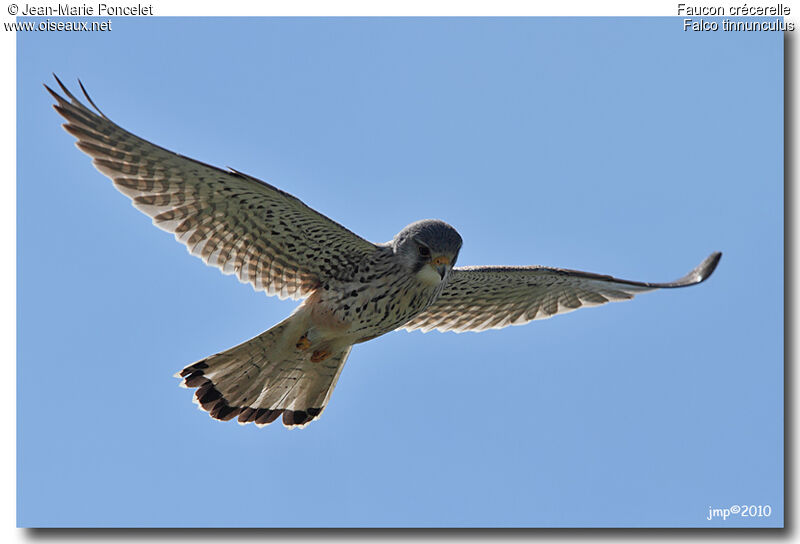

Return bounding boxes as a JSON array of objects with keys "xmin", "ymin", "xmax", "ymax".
[{"xmin": 392, "ymin": 219, "xmax": 463, "ymax": 283}]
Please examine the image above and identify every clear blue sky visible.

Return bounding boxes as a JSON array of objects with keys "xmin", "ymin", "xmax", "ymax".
[{"xmin": 17, "ymin": 18, "xmax": 782, "ymax": 527}]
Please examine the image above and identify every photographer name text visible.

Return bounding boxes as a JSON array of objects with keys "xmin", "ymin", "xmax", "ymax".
[{"xmin": 19, "ymin": 3, "xmax": 152, "ymax": 15}]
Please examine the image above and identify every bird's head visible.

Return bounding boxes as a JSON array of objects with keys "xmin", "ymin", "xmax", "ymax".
[{"xmin": 392, "ymin": 219, "xmax": 463, "ymax": 285}]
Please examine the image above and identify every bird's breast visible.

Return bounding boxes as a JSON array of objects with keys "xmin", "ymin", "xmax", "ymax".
[{"xmin": 316, "ymin": 272, "xmax": 442, "ymax": 339}]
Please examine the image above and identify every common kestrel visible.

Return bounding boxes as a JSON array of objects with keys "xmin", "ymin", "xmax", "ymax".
[{"xmin": 47, "ymin": 76, "xmax": 721, "ymax": 428}]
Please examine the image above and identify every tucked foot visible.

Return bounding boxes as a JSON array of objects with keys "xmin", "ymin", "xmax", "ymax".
[
  {"xmin": 311, "ymin": 350, "xmax": 331, "ymax": 363},
  {"xmin": 296, "ymin": 334, "xmax": 311, "ymax": 351}
]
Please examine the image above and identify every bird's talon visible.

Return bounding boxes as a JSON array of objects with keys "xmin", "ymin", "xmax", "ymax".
[
  {"xmin": 311, "ymin": 350, "xmax": 331, "ymax": 363},
  {"xmin": 296, "ymin": 335, "xmax": 311, "ymax": 350}
]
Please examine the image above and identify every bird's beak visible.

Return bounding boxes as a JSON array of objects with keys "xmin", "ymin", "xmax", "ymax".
[{"xmin": 431, "ymin": 255, "xmax": 451, "ymax": 280}]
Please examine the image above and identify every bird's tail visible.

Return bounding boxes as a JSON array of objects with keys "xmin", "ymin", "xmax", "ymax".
[{"xmin": 176, "ymin": 316, "xmax": 352, "ymax": 428}]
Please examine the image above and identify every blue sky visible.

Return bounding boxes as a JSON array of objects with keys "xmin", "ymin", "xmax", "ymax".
[{"xmin": 17, "ymin": 18, "xmax": 782, "ymax": 527}]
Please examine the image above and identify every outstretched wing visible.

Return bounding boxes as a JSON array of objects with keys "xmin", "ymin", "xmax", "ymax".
[
  {"xmin": 403, "ymin": 252, "xmax": 721, "ymax": 333},
  {"xmin": 47, "ymin": 75, "xmax": 378, "ymax": 300}
]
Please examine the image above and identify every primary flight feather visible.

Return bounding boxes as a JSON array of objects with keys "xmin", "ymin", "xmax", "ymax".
[{"xmin": 47, "ymin": 75, "xmax": 721, "ymax": 428}]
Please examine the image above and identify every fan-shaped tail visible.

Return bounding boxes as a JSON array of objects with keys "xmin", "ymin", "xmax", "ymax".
[{"xmin": 177, "ymin": 317, "xmax": 351, "ymax": 428}]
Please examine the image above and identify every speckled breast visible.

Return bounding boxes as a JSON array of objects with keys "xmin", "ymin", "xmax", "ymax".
[{"xmin": 315, "ymin": 253, "xmax": 446, "ymax": 340}]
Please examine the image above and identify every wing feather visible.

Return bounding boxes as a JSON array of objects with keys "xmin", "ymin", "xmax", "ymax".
[
  {"xmin": 47, "ymin": 75, "xmax": 378, "ymax": 300},
  {"xmin": 404, "ymin": 252, "xmax": 721, "ymax": 333}
]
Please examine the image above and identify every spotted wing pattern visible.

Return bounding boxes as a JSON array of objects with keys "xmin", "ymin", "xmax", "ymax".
[
  {"xmin": 403, "ymin": 252, "xmax": 721, "ymax": 333},
  {"xmin": 47, "ymin": 76, "xmax": 378, "ymax": 300}
]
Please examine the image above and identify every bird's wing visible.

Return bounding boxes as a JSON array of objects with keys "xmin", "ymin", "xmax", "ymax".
[
  {"xmin": 47, "ymin": 76, "xmax": 378, "ymax": 300},
  {"xmin": 403, "ymin": 252, "xmax": 721, "ymax": 333}
]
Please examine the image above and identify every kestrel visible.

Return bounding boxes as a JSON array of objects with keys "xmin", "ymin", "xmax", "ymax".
[{"xmin": 47, "ymin": 76, "xmax": 721, "ymax": 429}]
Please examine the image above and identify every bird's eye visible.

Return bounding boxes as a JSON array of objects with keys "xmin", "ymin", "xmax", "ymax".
[{"xmin": 418, "ymin": 246, "xmax": 430, "ymax": 257}]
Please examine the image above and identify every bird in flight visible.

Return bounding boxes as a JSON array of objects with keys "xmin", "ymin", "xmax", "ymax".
[{"xmin": 47, "ymin": 75, "xmax": 721, "ymax": 429}]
